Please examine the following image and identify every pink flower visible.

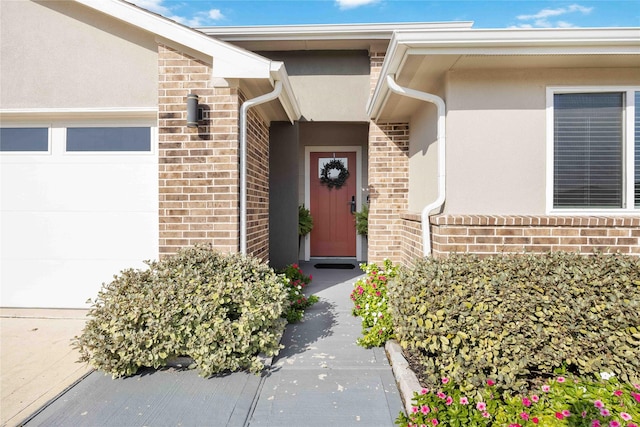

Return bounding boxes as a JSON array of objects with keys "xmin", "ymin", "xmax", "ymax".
[
  {"xmin": 487, "ymin": 379, "xmax": 496, "ymax": 386},
  {"xmin": 459, "ymin": 397, "xmax": 469, "ymax": 405},
  {"xmin": 556, "ymin": 412, "xmax": 565, "ymax": 420},
  {"xmin": 476, "ymin": 402, "xmax": 486, "ymax": 411},
  {"xmin": 520, "ymin": 412, "xmax": 530, "ymax": 421},
  {"xmin": 632, "ymin": 392, "xmax": 640, "ymax": 403},
  {"xmin": 562, "ymin": 410, "xmax": 571, "ymax": 417},
  {"xmin": 531, "ymin": 395, "xmax": 539, "ymax": 403},
  {"xmin": 557, "ymin": 376, "xmax": 566, "ymax": 383},
  {"xmin": 445, "ymin": 396, "xmax": 453, "ymax": 406},
  {"xmin": 594, "ymin": 400, "xmax": 605, "ymax": 408},
  {"xmin": 431, "ymin": 419, "xmax": 439, "ymax": 426},
  {"xmin": 532, "ymin": 417, "xmax": 539, "ymax": 424},
  {"xmin": 441, "ymin": 377, "xmax": 449, "ymax": 384},
  {"xmin": 613, "ymin": 390, "xmax": 623, "ymax": 397},
  {"xmin": 309, "ymin": 274, "xmax": 312, "ymax": 280},
  {"xmin": 421, "ymin": 388, "xmax": 429, "ymax": 395},
  {"xmin": 628, "ymin": 424, "xmax": 638, "ymax": 427},
  {"xmin": 509, "ymin": 424, "xmax": 522, "ymax": 427},
  {"xmin": 582, "ymin": 411, "xmax": 587, "ymax": 418},
  {"xmin": 421, "ymin": 405, "xmax": 430, "ymax": 414},
  {"xmin": 600, "ymin": 408, "xmax": 610, "ymax": 417},
  {"xmin": 609, "ymin": 421, "xmax": 620, "ymax": 427},
  {"xmin": 542, "ymin": 385, "xmax": 551, "ymax": 393},
  {"xmin": 482, "ymin": 412, "xmax": 491, "ymax": 418},
  {"xmin": 412, "ymin": 406, "xmax": 419, "ymax": 413},
  {"xmin": 437, "ymin": 392, "xmax": 446, "ymax": 399},
  {"xmin": 634, "ymin": 384, "xmax": 640, "ymax": 390},
  {"xmin": 522, "ymin": 397, "xmax": 532, "ymax": 407},
  {"xmin": 621, "ymin": 413, "xmax": 632, "ymax": 421},
  {"xmin": 592, "ymin": 420, "xmax": 601, "ymax": 427}
]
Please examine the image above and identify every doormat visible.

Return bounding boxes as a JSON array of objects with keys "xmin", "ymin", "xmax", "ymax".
[{"xmin": 314, "ymin": 263, "xmax": 356, "ymax": 269}]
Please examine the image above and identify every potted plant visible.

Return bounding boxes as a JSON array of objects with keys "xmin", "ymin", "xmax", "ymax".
[
  {"xmin": 298, "ymin": 205, "xmax": 313, "ymax": 252},
  {"xmin": 354, "ymin": 204, "xmax": 368, "ymax": 237}
]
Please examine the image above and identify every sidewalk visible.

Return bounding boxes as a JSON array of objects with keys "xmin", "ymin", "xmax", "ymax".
[
  {"xmin": 0, "ymin": 309, "xmax": 92, "ymax": 427},
  {"xmin": 10, "ymin": 263, "xmax": 405, "ymax": 426}
]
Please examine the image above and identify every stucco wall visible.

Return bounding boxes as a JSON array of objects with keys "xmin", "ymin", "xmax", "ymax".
[
  {"xmin": 408, "ymin": 102, "xmax": 439, "ymax": 213},
  {"xmin": 444, "ymin": 67, "xmax": 640, "ymax": 215},
  {"xmin": 259, "ymin": 51, "xmax": 371, "ymax": 122},
  {"xmin": 0, "ymin": 0, "xmax": 157, "ymax": 109}
]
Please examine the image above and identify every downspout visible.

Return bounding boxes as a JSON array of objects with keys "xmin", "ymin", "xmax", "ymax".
[
  {"xmin": 385, "ymin": 75, "xmax": 446, "ymax": 257},
  {"xmin": 239, "ymin": 80, "xmax": 283, "ymax": 255}
]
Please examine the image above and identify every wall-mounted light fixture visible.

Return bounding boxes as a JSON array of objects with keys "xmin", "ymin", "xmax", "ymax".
[{"xmin": 186, "ymin": 93, "xmax": 202, "ymax": 128}]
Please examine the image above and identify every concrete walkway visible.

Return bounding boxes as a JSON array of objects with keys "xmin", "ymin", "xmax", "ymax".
[{"xmin": 12, "ymin": 263, "xmax": 405, "ymax": 426}]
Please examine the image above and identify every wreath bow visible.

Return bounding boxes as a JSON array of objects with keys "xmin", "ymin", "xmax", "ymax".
[{"xmin": 320, "ymin": 159, "xmax": 349, "ymax": 189}]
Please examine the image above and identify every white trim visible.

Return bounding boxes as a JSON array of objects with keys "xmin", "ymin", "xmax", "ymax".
[
  {"xmin": 545, "ymin": 85, "xmax": 640, "ymax": 214},
  {"xmin": 304, "ymin": 146, "xmax": 364, "ymax": 262},
  {"xmin": 0, "ymin": 107, "xmax": 158, "ymax": 120}
]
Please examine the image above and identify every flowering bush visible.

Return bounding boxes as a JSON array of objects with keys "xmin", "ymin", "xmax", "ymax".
[
  {"xmin": 350, "ymin": 259, "xmax": 398, "ymax": 347},
  {"xmin": 397, "ymin": 373, "xmax": 640, "ymax": 427},
  {"xmin": 279, "ymin": 264, "xmax": 318, "ymax": 323}
]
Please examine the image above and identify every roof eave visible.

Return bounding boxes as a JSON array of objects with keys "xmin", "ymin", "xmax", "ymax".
[{"xmin": 367, "ymin": 27, "xmax": 640, "ymax": 121}]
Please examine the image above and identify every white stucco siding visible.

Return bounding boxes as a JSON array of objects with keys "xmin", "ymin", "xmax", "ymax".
[
  {"xmin": 0, "ymin": 0, "xmax": 158, "ymax": 109},
  {"xmin": 443, "ymin": 67, "xmax": 640, "ymax": 215},
  {"xmin": 408, "ymin": 101, "xmax": 439, "ymax": 213}
]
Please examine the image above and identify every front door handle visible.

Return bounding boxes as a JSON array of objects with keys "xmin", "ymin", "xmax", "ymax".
[{"xmin": 349, "ymin": 196, "xmax": 356, "ymax": 214}]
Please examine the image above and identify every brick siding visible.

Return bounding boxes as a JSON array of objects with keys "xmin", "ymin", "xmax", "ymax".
[
  {"xmin": 243, "ymin": 92, "xmax": 270, "ymax": 261},
  {"xmin": 367, "ymin": 123, "xmax": 410, "ymax": 264},
  {"xmin": 158, "ymin": 44, "xmax": 240, "ymax": 256},
  {"xmin": 399, "ymin": 212, "xmax": 423, "ymax": 265},
  {"xmin": 431, "ymin": 215, "xmax": 640, "ymax": 257}
]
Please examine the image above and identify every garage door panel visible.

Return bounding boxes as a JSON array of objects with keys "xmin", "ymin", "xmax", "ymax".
[
  {"xmin": 1, "ymin": 122, "xmax": 158, "ymax": 308},
  {"xmin": 1, "ymin": 211, "xmax": 157, "ymax": 260},
  {"xmin": 1, "ymin": 162, "xmax": 157, "ymax": 212},
  {"xmin": 0, "ymin": 258, "xmax": 151, "ymax": 308}
]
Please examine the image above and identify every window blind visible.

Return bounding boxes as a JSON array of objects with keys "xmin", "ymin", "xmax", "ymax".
[
  {"xmin": 635, "ymin": 92, "xmax": 640, "ymax": 208},
  {"xmin": 553, "ymin": 93, "xmax": 623, "ymax": 208}
]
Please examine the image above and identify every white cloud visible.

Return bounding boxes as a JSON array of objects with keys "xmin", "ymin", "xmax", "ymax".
[
  {"xmin": 514, "ymin": 3, "xmax": 593, "ymax": 28},
  {"xmin": 335, "ymin": 0, "xmax": 380, "ymax": 10},
  {"xmin": 132, "ymin": 1, "xmax": 225, "ymax": 26}
]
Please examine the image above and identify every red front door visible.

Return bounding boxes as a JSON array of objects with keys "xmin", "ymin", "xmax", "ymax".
[{"xmin": 310, "ymin": 151, "xmax": 357, "ymax": 257}]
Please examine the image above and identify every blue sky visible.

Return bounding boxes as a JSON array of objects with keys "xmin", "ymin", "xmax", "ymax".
[{"xmin": 132, "ymin": 0, "xmax": 640, "ymax": 28}]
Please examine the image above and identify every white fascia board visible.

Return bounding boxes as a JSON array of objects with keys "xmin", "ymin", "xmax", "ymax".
[
  {"xmin": 269, "ymin": 62, "xmax": 302, "ymax": 123},
  {"xmin": 367, "ymin": 27, "xmax": 640, "ymax": 119},
  {"xmin": 74, "ymin": 0, "xmax": 272, "ymax": 79},
  {"xmin": 393, "ymin": 27, "xmax": 640, "ymax": 50},
  {"xmin": 198, "ymin": 22, "xmax": 475, "ymax": 41},
  {"xmin": 366, "ymin": 32, "xmax": 408, "ymax": 119}
]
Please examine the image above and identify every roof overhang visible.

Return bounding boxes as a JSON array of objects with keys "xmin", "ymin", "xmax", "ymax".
[
  {"xmin": 199, "ymin": 22, "xmax": 474, "ymax": 51},
  {"xmin": 368, "ymin": 27, "xmax": 640, "ymax": 122},
  {"xmin": 74, "ymin": 0, "xmax": 300, "ymax": 122}
]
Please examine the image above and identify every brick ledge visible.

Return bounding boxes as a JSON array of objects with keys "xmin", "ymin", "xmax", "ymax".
[{"xmin": 430, "ymin": 214, "xmax": 640, "ymax": 227}]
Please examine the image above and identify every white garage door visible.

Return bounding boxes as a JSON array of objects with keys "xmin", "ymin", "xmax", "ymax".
[{"xmin": 1, "ymin": 119, "xmax": 158, "ymax": 308}]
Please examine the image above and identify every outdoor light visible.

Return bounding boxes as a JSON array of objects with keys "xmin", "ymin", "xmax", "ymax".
[{"xmin": 186, "ymin": 93, "xmax": 201, "ymax": 127}]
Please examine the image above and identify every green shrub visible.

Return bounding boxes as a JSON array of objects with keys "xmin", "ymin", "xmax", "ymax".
[
  {"xmin": 389, "ymin": 252, "xmax": 640, "ymax": 394},
  {"xmin": 73, "ymin": 246, "xmax": 288, "ymax": 378},
  {"xmin": 279, "ymin": 263, "xmax": 319, "ymax": 323},
  {"xmin": 354, "ymin": 204, "xmax": 368, "ymax": 236},
  {"xmin": 397, "ymin": 372, "xmax": 640, "ymax": 426},
  {"xmin": 350, "ymin": 260, "xmax": 398, "ymax": 347},
  {"xmin": 298, "ymin": 205, "xmax": 314, "ymax": 237}
]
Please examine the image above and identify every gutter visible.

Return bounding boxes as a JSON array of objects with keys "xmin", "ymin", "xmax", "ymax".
[
  {"xmin": 384, "ymin": 75, "xmax": 446, "ymax": 257},
  {"xmin": 239, "ymin": 81, "xmax": 284, "ymax": 255}
]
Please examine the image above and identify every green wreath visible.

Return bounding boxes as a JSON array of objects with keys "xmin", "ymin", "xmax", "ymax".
[{"xmin": 320, "ymin": 159, "xmax": 349, "ymax": 189}]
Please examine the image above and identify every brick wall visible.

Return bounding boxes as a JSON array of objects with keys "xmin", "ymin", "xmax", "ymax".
[
  {"xmin": 243, "ymin": 92, "xmax": 270, "ymax": 261},
  {"xmin": 431, "ymin": 215, "xmax": 640, "ymax": 257},
  {"xmin": 399, "ymin": 212, "xmax": 423, "ymax": 265},
  {"xmin": 158, "ymin": 44, "xmax": 240, "ymax": 256},
  {"xmin": 367, "ymin": 123, "xmax": 410, "ymax": 264}
]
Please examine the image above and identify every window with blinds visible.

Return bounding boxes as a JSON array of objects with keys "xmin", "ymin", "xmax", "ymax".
[{"xmin": 553, "ymin": 92, "xmax": 623, "ymax": 209}]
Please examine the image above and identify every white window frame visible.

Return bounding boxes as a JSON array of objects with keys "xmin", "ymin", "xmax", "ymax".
[{"xmin": 546, "ymin": 86, "xmax": 638, "ymax": 214}]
